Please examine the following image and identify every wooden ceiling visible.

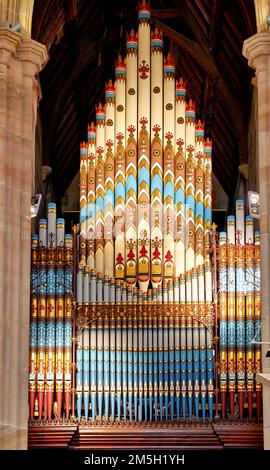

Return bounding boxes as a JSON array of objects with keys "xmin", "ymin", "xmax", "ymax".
[{"xmin": 32, "ymin": 0, "xmax": 256, "ymax": 206}]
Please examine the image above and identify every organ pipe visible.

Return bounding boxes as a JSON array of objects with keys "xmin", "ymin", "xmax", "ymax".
[{"xmin": 29, "ymin": 0, "xmax": 262, "ymax": 426}]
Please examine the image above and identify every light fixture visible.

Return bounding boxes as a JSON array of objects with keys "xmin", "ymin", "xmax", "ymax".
[
  {"xmin": 248, "ymin": 190, "xmax": 260, "ymax": 219},
  {"xmin": 10, "ymin": 22, "xmax": 21, "ymax": 32},
  {"xmin": 31, "ymin": 194, "xmax": 42, "ymax": 218}
]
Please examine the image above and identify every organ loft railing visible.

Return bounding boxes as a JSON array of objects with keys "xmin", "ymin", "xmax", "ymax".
[{"xmin": 28, "ymin": 0, "xmax": 262, "ymax": 425}]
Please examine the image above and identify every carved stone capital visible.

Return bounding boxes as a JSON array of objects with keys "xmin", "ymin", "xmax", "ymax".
[{"xmin": 243, "ymin": 32, "xmax": 270, "ymax": 73}]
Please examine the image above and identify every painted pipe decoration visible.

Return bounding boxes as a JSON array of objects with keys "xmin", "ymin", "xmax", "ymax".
[
  {"xmin": 72, "ymin": 1, "xmax": 216, "ymax": 424},
  {"xmin": 245, "ymin": 217, "xmax": 255, "ymax": 419},
  {"xmin": 95, "ymin": 103, "xmax": 106, "ymax": 274},
  {"xmin": 78, "ymin": 2, "xmax": 212, "ymax": 297},
  {"xmin": 175, "ymin": 78, "xmax": 186, "ymax": 277},
  {"xmin": 29, "ymin": 235, "xmax": 39, "ymax": 419},
  {"xmin": 104, "ymin": 81, "xmax": 115, "ymax": 278},
  {"xmin": 137, "ymin": 0, "xmax": 151, "ymax": 292},
  {"xmin": 115, "ymin": 56, "xmax": 126, "ymax": 281},
  {"xmin": 29, "ymin": 0, "xmax": 264, "ymax": 428},
  {"xmin": 150, "ymin": 26, "xmax": 163, "ymax": 288},
  {"xmin": 73, "ymin": 262, "xmax": 214, "ymax": 422},
  {"xmin": 64, "ymin": 234, "xmax": 73, "ymax": 419},
  {"xmin": 87, "ymin": 123, "xmax": 96, "ymax": 269},
  {"xmin": 163, "ymin": 53, "xmax": 175, "ymax": 283},
  {"xmin": 30, "ymin": 203, "xmax": 74, "ymax": 421},
  {"xmin": 126, "ymin": 30, "xmax": 138, "ymax": 287},
  {"xmin": 218, "ymin": 232, "xmax": 228, "ymax": 418},
  {"xmin": 254, "ymin": 232, "xmax": 262, "ymax": 419},
  {"xmin": 79, "ymin": 144, "xmax": 87, "ymax": 265},
  {"xmin": 217, "ymin": 202, "xmax": 262, "ymax": 419},
  {"xmin": 185, "ymin": 100, "xmax": 196, "ymax": 272}
]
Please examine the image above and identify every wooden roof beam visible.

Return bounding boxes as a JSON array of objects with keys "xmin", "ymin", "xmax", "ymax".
[
  {"xmin": 202, "ymin": 75, "xmax": 215, "ymax": 136},
  {"xmin": 153, "ymin": 18, "xmax": 248, "ymax": 165},
  {"xmin": 51, "ymin": 28, "xmax": 119, "ymax": 124},
  {"xmin": 173, "ymin": 0, "xmax": 209, "ymax": 50},
  {"xmin": 63, "ymin": 0, "xmax": 89, "ymax": 139},
  {"xmin": 237, "ymin": 0, "xmax": 256, "ymax": 37},
  {"xmin": 208, "ymin": 0, "xmax": 223, "ymax": 52}
]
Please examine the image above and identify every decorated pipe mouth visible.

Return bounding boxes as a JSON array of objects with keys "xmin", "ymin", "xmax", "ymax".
[
  {"xmin": 176, "ymin": 88, "xmax": 186, "ymax": 97},
  {"xmin": 47, "ymin": 202, "xmax": 56, "ymax": 211},
  {"xmin": 185, "ymin": 109, "xmax": 196, "ymax": 119},
  {"xmin": 151, "ymin": 39, "xmax": 163, "ymax": 48},
  {"xmin": 195, "ymin": 129, "xmax": 204, "ymax": 138},
  {"xmin": 80, "ymin": 145, "xmax": 88, "ymax": 155},
  {"xmin": 164, "ymin": 65, "xmax": 175, "ymax": 75},
  {"xmin": 138, "ymin": 10, "xmax": 151, "ymax": 21},
  {"xmin": 236, "ymin": 199, "xmax": 245, "ymax": 208},
  {"xmin": 105, "ymin": 90, "xmax": 116, "ymax": 100},
  {"xmin": 127, "ymin": 40, "xmax": 138, "ymax": 49},
  {"xmin": 39, "ymin": 219, "xmax": 47, "ymax": 226},
  {"xmin": 96, "ymin": 112, "xmax": 105, "ymax": 121},
  {"xmin": 88, "ymin": 132, "xmax": 96, "ymax": 140},
  {"xmin": 115, "ymin": 67, "xmax": 126, "ymax": 77}
]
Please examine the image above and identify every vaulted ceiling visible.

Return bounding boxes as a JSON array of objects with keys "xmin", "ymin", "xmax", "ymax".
[{"xmin": 32, "ymin": 0, "xmax": 256, "ymax": 206}]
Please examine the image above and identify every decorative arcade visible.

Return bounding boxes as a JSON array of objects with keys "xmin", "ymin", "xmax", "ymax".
[{"xmin": 28, "ymin": 0, "xmax": 262, "ymax": 441}]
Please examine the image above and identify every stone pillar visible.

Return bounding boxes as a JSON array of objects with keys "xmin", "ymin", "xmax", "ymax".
[
  {"xmin": 0, "ymin": 28, "xmax": 47, "ymax": 450},
  {"xmin": 243, "ymin": 32, "xmax": 270, "ymax": 450}
]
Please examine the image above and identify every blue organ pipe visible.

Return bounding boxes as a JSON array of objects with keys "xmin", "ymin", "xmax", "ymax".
[
  {"xmin": 110, "ymin": 310, "xmax": 116, "ymax": 421},
  {"xmin": 122, "ymin": 313, "xmax": 128, "ymax": 422},
  {"xmin": 133, "ymin": 306, "xmax": 138, "ymax": 422},
  {"xmin": 97, "ymin": 272, "xmax": 104, "ymax": 420},
  {"xmin": 90, "ymin": 317, "xmax": 97, "ymax": 421},
  {"xmin": 104, "ymin": 313, "xmax": 110, "ymax": 420},
  {"xmin": 127, "ymin": 285, "xmax": 133, "ymax": 303},
  {"xmin": 97, "ymin": 315, "xmax": 103, "ymax": 419},
  {"xmin": 143, "ymin": 307, "xmax": 148, "ymax": 421},
  {"xmin": 76, "ymin": 265, "xmax": 83, "ymax": 420},
  {"xmin": 180, "ymin": 274, "xmax": 187, "ymax": 419},
  {"xmin": 199, "ymin": 267, "xmax": 207, "ymax": 422},
  {"xmin": 128, "ymin": 313, "xmax": 133, "ymax": 421},
  {"xmin": 148, "ymin": 313, "xmax": 153, "ymax": 421},
  {"xmin": 104, "ymin": 276, "xmax": 109, "ymax": 302},
  {"xmin": 207, "ymin": 328, "xmax": 214, "ymax": 420},
  {"xmin": 83, "ymin": 267, "xmax": 90, "ymax": 420},
  {"xmin": 192, "ymin": 269, "xmax": 200, "ymax": 422},
  {"xmin": 153, "ymin": 307, "xmax": 158, "ymax": 419},
  {"xmin": 158, "ymin": 312, "xmax": 163, "ymax": 420},
  {"xmin": 163, "ymin": 315, "xmax": 169, "ymax": 420},
  {"xmin": 116, "ymin": 281, "xmax": 122, "ymax": 421},
  {"xmin": 186, "ymin": 271, "xmax": 193, "ymax": 420},
  {"xmin": 169, "ymin": 313, "xmax": 175, "ymax": 419},
  {"xmin": 138, "ymin": 296, "xmax": 143, "ymax": 421},
  {"xmin": 122, "ymin": 282, "xmax": 127, "ymax": 302},
  {"xmin": 174, "ymin": 314, "xmax": 181, "ymax": 419}
]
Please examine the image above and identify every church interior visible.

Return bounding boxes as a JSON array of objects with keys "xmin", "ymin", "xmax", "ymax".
[{"xmin": 0, "ymin": 0, "xmax": 270, "ymax": 451}]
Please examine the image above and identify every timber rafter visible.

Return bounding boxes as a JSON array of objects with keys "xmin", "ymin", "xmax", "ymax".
[{"xmin": 153, "ymin": 16, "xmax": 248, "ymax": 166}]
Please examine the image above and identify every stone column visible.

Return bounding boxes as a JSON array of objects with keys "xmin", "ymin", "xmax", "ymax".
[
  {"xmin": 0, "ymin": 27, "xmax": 47, "ymax": 450},
  {"xmin": 243, "ymin": 32, "xmax": 270, "ymax": 450}
]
